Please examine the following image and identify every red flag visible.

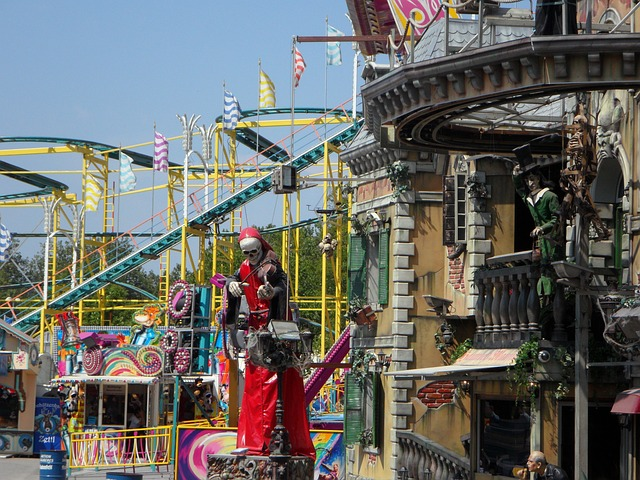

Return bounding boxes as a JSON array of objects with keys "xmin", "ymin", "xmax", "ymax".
[{"xmin": 293, "ymin": 48, "xmax": 306, "ymax": 88}]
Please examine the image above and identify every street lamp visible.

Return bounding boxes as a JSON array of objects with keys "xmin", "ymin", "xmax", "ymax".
[
  {"xmin": 459, "ymin": 380, "xmax": 471, "ymax": 395},
  {"xmin": 398, "ymin": 466, "xmax": 409, "ymax": 480},
  {"xmin": 375, "ymin": 351, "xmax": 391, "ymax": 372},
  {"xmin": 247, "ymin": 321, "xmax": 314, "ymax": 480}
]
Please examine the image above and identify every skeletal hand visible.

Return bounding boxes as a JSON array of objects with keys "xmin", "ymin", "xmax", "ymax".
[
  {"xmin": 257, "ymin": 282, "xmax": 275, "ymax": 300},
  {"xmin": 228, "ymin": 281, "xmax": 244, "ymax": 297},
  {"xmin": 531, "ymin": 226, "xmax": 543, "ymax": 237}
]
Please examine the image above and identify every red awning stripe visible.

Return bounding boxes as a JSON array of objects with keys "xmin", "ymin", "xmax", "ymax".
[{"xmin": 611, "ymin": 388, "xmax": 640, "ymax": 414}]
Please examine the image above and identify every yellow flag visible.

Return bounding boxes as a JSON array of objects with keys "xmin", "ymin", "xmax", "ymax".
[
  {"xmin": 85, "ymin": 175, "xmax": 102, "ymax": 212},
  {"xmin": 259, "ymin": 70, "xmax": 276, "ymax": 108}
]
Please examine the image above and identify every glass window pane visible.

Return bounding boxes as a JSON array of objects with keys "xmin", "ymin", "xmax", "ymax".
[
  {"xmin": 102, "ymin": 384, "xmax": 126, "ymax": 427},
  {"xmin": 479, "ymin": 399, "xmax": 531, "ymax": 475},
  {"xmin": 84, "ymin": 384, "xmax": 99, "ymax": 426}
]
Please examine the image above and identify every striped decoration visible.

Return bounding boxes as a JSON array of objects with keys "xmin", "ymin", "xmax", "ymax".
[
  {"xmin": 0, "ymin": 223, "xmax": 12, "ymax": 262},
  {"xmin": 223, "ymin": 90, "xmax": 240, "ymax": 130},
  {"xmin": 153, "ymin": 131, "xmax": 169, "ymax": 172},
  {"xmin": 85, "ymin": 175, "xmax": 102, "ymax": 212},
  {"xmin": 259, "ymin": 70, "xmax": 276, "ymax": 108},
  {"xmin": 326, "ymin": 25, "xmax": 344, "ymax": 66},
  {"xmin": 119, "ymin": 152, "xmax": 137, "ymax": 192},
  {"xmin": 293, "ymin": 48, "xmax": 306, "ymax": 88}
]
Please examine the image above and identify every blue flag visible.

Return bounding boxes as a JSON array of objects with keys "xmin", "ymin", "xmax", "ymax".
[
  {"xmin": 119, "ymin": 151, "xmax": 137, "ymax": 192},
  {"xmin": 223, "ymin": 90, "xmax": 241, "ymax": 130},
  {"xmin": 0, "ymin": 223, "xmax": 11, "ymax": 262},
  {"xmin": 327, "ymin": 25, "xmax": 344, "ymax": 66}
]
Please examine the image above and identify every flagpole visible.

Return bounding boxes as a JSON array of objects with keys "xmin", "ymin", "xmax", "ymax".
[
  {"xmin": 287, "ymin": 39, "xmax": 297, "ymax": 312},
  {"xmin": 221, "ymin": 81, "xmax": 225, "ymax": 215},
  {"xmin": 257, "ymin": 59, "xmax": 261, "ymax": 160},
  {"xmin": 290, "ymin": 37, "xmax": 296, "ymax": 163},
  {"xmin": 347, "ymin": 14, "xmax": 359, "ymax": 122},
  {"xmin": 324, "ymin": 17, "xmax": 329, "ymax": 140},
  {"xmin": 117, "ymin": 146, "xmax": 121, "ymax": 236},
  {"xmin": 151, "ymin": 123, "xmax": 157, "ymax": 235}
]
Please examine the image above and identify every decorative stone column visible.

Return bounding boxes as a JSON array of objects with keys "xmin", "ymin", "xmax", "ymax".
[{"xmin": 389, "ymin": 186, "xmax": 417, "ymax": 476}]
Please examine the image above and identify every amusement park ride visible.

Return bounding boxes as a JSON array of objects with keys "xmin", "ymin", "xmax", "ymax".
[{"xmin": 0, "ymin": 102, "xmax": 362, "ymax": 477}]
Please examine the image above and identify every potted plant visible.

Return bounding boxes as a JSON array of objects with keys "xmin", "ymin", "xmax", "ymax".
[{"xmin": 347, "ymin": 296, "xmax": 377, "ymax": 327}]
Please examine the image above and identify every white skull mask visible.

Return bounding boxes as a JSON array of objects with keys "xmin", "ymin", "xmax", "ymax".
[{"xmin": 239, "ymin": 237, "xmax": 263, "ymax": 265}]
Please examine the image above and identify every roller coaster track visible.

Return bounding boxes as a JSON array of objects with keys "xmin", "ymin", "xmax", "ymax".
[
  {"xmin": 0, "ymin": 136, "xmax": 182, "ymax": 202},
  {"xmin": 9, "ymin": 119, "xmax": 364, "ymax": 333},
  {"xmin": 0, "ymin": 108, "xmax": 354, "ymax": 201},
  {"xmin": 216, "ymin": 108, "xmax": 347, "ymax": 163},
  {"xmin": 0, "ymin": 158, "xmax": 69, "ymax": 200}
]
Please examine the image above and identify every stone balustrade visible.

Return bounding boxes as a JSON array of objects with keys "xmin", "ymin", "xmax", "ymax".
[
  {"xmin": 397, "ymin": 431, "xmax": 470, "ymax": 480},
  {"xmin": 473, "ymin": 251, "xmax": 566, "ymax": 347}
]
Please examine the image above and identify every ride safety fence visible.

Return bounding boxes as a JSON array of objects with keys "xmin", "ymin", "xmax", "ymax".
[{"xmin": 69, "ymin": 425, "xmax": 172, "ymax": 470}]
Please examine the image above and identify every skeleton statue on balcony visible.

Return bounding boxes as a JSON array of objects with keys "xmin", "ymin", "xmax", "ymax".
[
  {"xmin": 559, "ymin": 104, "xmax": 609, "ymax": 241},
  {"xmin": 225, "ymin": 227, "xmax": 316, "ymax": 467}
]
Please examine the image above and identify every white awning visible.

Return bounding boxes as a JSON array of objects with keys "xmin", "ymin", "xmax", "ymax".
[
  {"xmin": 385, "ymin": 348, "xmax": 518, "ymax": 380},
  {"xmin": 50, "ymin": 375, "xmax": 160, "ymax": 385}
]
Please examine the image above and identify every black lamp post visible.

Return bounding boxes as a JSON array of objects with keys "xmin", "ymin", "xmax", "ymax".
[{"xmin": 250, "ymin": 321, "xmax": 314, "ymax": 480}]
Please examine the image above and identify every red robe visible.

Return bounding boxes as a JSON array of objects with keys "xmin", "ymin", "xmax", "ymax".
[{"xmin": 234, "ymin": 257, "xmax": 315, "ymax": 458}]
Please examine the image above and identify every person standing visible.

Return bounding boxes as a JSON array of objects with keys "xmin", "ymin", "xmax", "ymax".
[{"xmin": 225, "ymin": 227, "xmax": 315, "ymax": 459}]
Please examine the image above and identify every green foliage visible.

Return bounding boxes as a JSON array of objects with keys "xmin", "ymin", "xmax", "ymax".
[
  {"xmin": 350, "ymin": 348, "xmax": 377, "ymax": 388},
  {"xmin": 450, "ymin": 338, "xmax": 473, "ymax": 364},
  {"xmin": 0, "ymin": 250, "xmax": 35, "ymax": 302},
  {"xmin": 350, "ymin": 216, "xmax": 371, "ymax": 236},
  {"xmin": 386, "ymin": 161, "xmax": 410, "ymax": 197},
  {"xmin": 358, "ymin": 427, "xmax": 373, "ymax": 448},
  {"xmin": 553, "ymin": 346, "xmax": 574, "ymax": 400},
  {"xmin": 3, "ymin": 238, "xmax": 159, "ymax": 326},
  {"xmin": 507, "ymin": 338, "xmax": 540, "ymax": 402},
  {"xmin": 347, "ymin": 295, "xmax": 367, "ymax": 318}
]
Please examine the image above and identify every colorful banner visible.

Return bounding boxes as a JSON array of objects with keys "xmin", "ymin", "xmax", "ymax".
[
  {"xmin": 387, "ymin": 0, "xmax": 449, "ymax": 36},
  {"xmin": 34, "ymin": 397, "xmax": 62, "ymax": 453},
  {"xmin": 176, "ymin": 428, "xmax": 344, "ymax": 480}
]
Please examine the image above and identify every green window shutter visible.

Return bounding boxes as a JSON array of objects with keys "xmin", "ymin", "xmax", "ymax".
[
  {"xmin": 377, "ymin": 228, "xmax": 389, "ymax": 305},
  {"xmin": 348, "ymin": 234, "xmax": 367, "ymax": 301},
  {"xmin": 344, "ymin": 372, "xmax": 364, "ymax": 445}
]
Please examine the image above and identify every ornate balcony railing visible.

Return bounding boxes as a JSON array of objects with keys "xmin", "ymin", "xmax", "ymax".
[
  {"xmin": 473, "ymin": 252, "xmax": 566, "ymax": 348},
  {"xmin": 397, "ymin": 431, "xmax": 470, "ymax": 480}
]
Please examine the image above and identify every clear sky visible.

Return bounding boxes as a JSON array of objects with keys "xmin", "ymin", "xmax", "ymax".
[{"xmin": 0, "ymin": 1, "xmax": 361, "ymax": 257}]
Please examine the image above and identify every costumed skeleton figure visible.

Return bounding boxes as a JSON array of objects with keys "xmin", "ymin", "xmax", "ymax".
[
  {"xmin": 225, "ymin": 227, "xmax": 315, "ymax": 458},
  {"xmin": 559, "ymin": 105, "xmax": 609, "ymax": 239}
]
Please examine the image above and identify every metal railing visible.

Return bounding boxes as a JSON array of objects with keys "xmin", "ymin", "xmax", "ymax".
[{"xmin": 69, "ymin": 425, "xmax": 172, "ymax": 470}]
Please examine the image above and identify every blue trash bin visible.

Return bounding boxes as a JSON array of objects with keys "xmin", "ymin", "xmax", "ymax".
[
  {"xmin": 105, "ymin": 473, "xmax": 143, "ymax": 479},
  {"xmin": 39, "ymin": 450, "xmax": 66, "ymax": 480}
]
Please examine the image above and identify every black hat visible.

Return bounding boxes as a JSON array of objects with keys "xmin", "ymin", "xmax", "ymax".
[{"xmin": 512, "ymin": 143, "xmax": 542, "ymax": 175}]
